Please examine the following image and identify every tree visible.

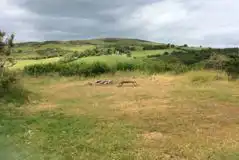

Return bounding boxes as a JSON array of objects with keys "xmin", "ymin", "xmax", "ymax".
[
  {"xmin": 126, "ymin": 52, "xmax": 132, "ymax": 57},
  {"xmin": 0, "ymin": 30, "xmax": 17, "ymax": 93},
  {"xmin": 0, "ymin": 30, "xmax": 15, "ymax": 75},
  {"xmin": 163, "ymin": 52, "xmax": 169, "ymax": 55},
  {"xmin": 224, "ymin": 54, "xmax": 239, "ymax": 80},
  {"xmin": 207, "ymin": 53, "xmax": 228, "ymax": 79}
]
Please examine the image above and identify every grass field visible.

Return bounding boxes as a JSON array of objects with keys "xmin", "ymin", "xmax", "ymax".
[
  {"xmin": 61, "ymin": 45, "xmax": 95, "ymax": 52},
  {"xmin": 131, "ymin": 49, "xmax": 175, "ymax": 58},
  {"xmin": 73, "ymin": 55, "xmax": 139, "ymax": 65},
  {"xmin": 10, "ymin": 39, "xmax": 178, "ymax": 71},
  {"xmin": 10, "ymin": 57, "xmax": 60, "ymax": 70},
  {"xmin": 12, "ymin": 44, "xmax": 94, "ymax": 59},
  {"xmin": 1, "ymin": 71, "xmax": 239, "ymax": 159},
  {"xmin": 3, "ymin": 39, "xmax": 239, "ymax": 159},
  {"xmin": 73, "ymin": 49, "xmax": 173, "ymax": 65},
  {"xmin": 10, "ymin": 49, "xmax": 172, "ymax": 70}
]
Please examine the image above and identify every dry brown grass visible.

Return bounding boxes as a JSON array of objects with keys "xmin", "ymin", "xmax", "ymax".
[{"xmin": 24, "ymin": 71, "xmax": 239, "ymax": 159}]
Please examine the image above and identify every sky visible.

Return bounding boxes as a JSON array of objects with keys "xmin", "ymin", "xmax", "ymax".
[{"xmin": 0, "ymin": 0, "xmax": 239, "ymax": 47}]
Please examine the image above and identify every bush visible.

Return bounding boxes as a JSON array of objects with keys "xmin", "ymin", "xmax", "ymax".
[
  {"xmin": 24, "ymin": 59, "xmax": 193, "ymax": 77},
  {"xmin": 163, "ymin": 52, "xmax": 169, "ymax": 55},
  {"xmin": 147, "ymin": 54, "xmax": 161, "ymax": 58},
  {"xmin": 126, "ymin": 53, "xmax": 132, "ymax": 57},
  {"xmin": 36, "ymin": 48, "xmax": 71, "ymax": 57},
  {"xmin": 116, "ymin": 62, "xmax": 139, "ymax": 71},
  {"xmin": 24, "ymin": 62, "xmax": 114, "ymax": 77},
  {"xmin": 142, "ymin": 44, "xmax": 170, "ymax": 50},
  {"xmin": 224, "ymin": 55, "xmax": 239, "ymax": 80},
  {"xmin": 145, "ymin": 60, "xmax": 190, "ymax": 74},
  {"xmin": 0, "ymin": 70, "xmax": 27, "ymax": 105},
  {"xmin": 0, "ymin": 71, "xmax": 17, "ymax": 93}
]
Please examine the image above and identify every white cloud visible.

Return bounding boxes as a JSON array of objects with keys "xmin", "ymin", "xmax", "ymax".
[
  {"xmin": 121, "ymin": 0, "xmax": 239, "ymax": 47},
  {"xmin": 128, "ymin": 0, "xmax": 188, "ymax": 31}
]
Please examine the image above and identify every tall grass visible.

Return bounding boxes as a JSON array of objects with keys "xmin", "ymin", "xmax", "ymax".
[{"xmin": 0, "ymin": 71, "xmax": 29, "ymax": 106}]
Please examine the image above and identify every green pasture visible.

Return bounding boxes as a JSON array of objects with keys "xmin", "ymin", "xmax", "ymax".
[{"xmin": 10, "ymin": 57, "xmax": 60, "ymax": 70}]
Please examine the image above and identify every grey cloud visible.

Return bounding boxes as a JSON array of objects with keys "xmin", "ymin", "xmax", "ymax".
[
  {"xmin": 18, "ymin": 0, "xmax": 156, "ymax": 19},
  {"xmin": 1, "ymin": 0, "xmax": 239, "ymax": 47},
  {"xmin": 11, "ymin": 0, "xmax": 156, "ymax": 41}
]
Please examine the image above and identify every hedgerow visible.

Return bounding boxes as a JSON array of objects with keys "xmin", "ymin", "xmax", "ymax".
[{"xmin": 24, "ymin": 59, "xmax": 192, "ymax": 77}]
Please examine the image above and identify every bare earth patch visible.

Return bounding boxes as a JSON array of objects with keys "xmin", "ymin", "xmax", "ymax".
[
  {"xmin": 142, "ymin": 131, "xmax": 164, "ymax": 141},
  {"xmin": 26, "ymin": 103, "xmax": 58, "ymax": 113}
]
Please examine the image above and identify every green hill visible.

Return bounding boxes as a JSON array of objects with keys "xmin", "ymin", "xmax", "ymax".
[{"xmin": 15, "ymin": 38, "xmax": 159, "ymax": 47}]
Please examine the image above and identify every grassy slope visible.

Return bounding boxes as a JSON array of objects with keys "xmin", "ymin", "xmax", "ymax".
[
  {"xmin": 131, "ymin": 48, "xmax": 176, "ymax": 58},
  {"xmin": 10, "ymin": 57, "xmax": 61, "ymax": 70},
  {"xmin": 73, "ymin": 55, "xmax": 138, "ymax": 65},
  {"xmin": 71, "ymin": 49, "xmax": 173, "ymax": 65},
  {"xmin": 11, "ymin": 43, "xmax": 95, "ymax": 69},
  {"xmin": 12, "ymin": 43, "xmax": 95, "ymax": 59},
  {"xmin": 1, "ymin": 71, "xmax": 239, "ymax": 159},
  {"xmin": 11, "ymin": 49, "xmax": 175, "ymax": 70},
  {"xmin": 11, "ymin": 38, "xmax": 169, "ymax": 69}
]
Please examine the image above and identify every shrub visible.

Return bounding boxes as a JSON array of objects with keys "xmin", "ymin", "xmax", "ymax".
[
  {"xmin": 116, "ymin": 62, "xmax": 138, "ymax": 71},
  {"xmin": 224, "ymin": 55, "xmax": 239, "ymax": 80},
  {"xmin": 24, "ymin": 62, "xmax": 113, "ymax": 77},
  {"xmin": 145, "ymin": 61, "xmax": 190, "ymax": 74},
  {"xmin": 163, "ymin": 52, "xmax": 169, "ymax": 55},
  {"xmin": 36, "ymin": 48, "xmax": 71, "ymax": 57},
  {"xmin": 0, "ymin": 30, "xmax": 22, "ymax": 99},
  {"xmin": 25, "ymin": 59, "xmax": 193, "ymax": 77},
  {"xmin": 142, "ymin": 44, "xmax": 170, "ymax": 50},
  {"xmin": 0, "ymin": 70, "xmax": 28, "ymax": 106},
  {"xmin": 205, "ymin": 53, "xmax": 228, "ymax": 70},
  {"xmin": 24, "ymin": 63, "xmax": 61, "ymax": 76},
  {"xmin": 126, "ymin": 52, "xmax": 132, "ymax": 57},
  {"xmin": 183, "ymin": 44, "xmax": 188, "ymax": 47},
  {"xmin": 0, "ymin": 70, "xmax": 17, "ymax": 93},
  {"xmin": 147, "ymin": 54, "xmax": 161, "ymax": 58}
]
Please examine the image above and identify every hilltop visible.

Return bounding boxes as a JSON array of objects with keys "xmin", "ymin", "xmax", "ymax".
[{"xmin": 15, "ymin": 38, "xmax": 160, "ymax": 47}]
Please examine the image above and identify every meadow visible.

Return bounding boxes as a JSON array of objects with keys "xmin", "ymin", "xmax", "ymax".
[
  {"xmin": 10, "ymin": 57, "xmax": 61, "ymax": 70},
  {"xmin": 1, "ymin": 38, "xmax": 239, "ymax": 160},
  {"xmin": 1, "ymin": 71, "xmax": 239, "ymax": 160},
  {"xmin": 11, "ymin": 47, "xmax": 171, "ymax": 70}
]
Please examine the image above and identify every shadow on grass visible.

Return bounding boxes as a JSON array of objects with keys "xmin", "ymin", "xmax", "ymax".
[
  {"xmin": 0, "ymin": 87, "xmax": 30, "ymax": 107},
  {"xmin": 0, "ymin": 102, "xmax": 139, "ymax": 160}
]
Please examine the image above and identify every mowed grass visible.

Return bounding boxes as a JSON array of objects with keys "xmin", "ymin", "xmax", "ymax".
[
  {"xmin": 1, "ymin": 71, "xmax": 239, "ymax": 159},
  {"xmin": 10, "ymin": 57, "xmax": 60, "ymax": 70}
]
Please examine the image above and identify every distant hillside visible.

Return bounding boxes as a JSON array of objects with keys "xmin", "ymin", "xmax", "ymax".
[{"xmin": 15, "ymin": 38, "xmax": 160, "ymax": 47}]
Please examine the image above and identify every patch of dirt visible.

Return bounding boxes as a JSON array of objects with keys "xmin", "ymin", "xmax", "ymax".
[
  {"xmin": 27, "ymin": 103, "xmax": 58, "ymax": 113},
  {"xmin": 108, "ymin": 76, "xmax": 176, "ymax": 115},
  {"xmin": 115, "ymin": 99, "xmax": 173, "ymax": 114},
  {"xmin": 46, "ymin": 82, "xmax": 83, "ymax": 93},
  {"xmin": 142, "ymin": 131, "xmax": 164, "ymax": 140}
]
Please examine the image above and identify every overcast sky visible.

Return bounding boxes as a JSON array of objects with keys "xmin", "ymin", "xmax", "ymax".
[{"xmin": 1, "ymin": 0, "xmax": 239, "ymax": 47}]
